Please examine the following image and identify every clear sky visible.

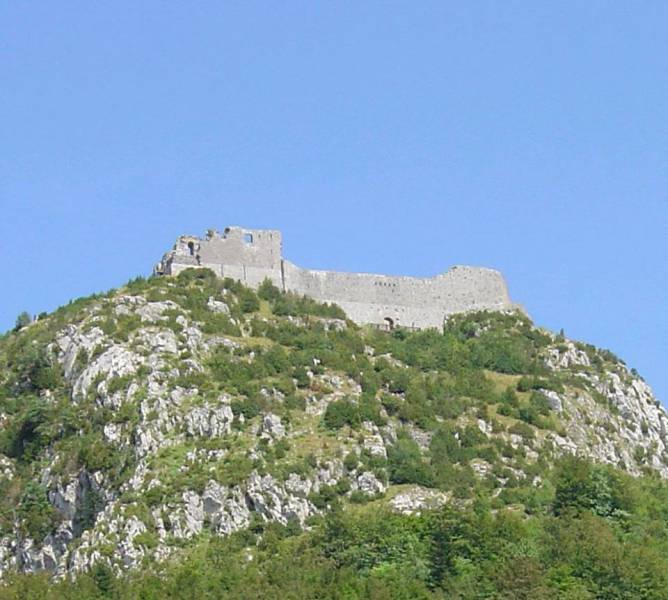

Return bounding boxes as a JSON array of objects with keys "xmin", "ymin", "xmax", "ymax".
[{"xmin": 1, "ymin": 3, "xmax": 667, "ymax": 401}]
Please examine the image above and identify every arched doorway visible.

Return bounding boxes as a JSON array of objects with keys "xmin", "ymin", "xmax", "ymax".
[{"xmin": 384, "ymin": 317, "xmax": 395, "ymax": 331}]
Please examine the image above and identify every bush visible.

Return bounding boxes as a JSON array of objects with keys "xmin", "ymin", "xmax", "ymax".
[
  {"xmin": 231, "ymin": 397, "xmax": 262, "ymax": 421},
  {"xmin": 323, "ymin": 399, "xmax": 360, "ymax": 430},
  {"xmin": 271, "ymin": 292, "xmax": 347, "ymax": 320},
  {"xmin": 258, "ymin": 278, "xmax": 282, "ymax": 302},
  {"xmin": 529, "ymin": 391, "xmax": 552, "ymax": 416},
  {"xmin": 106, "ymin": 374, "xmax": 134, "ymax": 395},
  {"xmin": 500, "ymin": 387, "xmax": 519, "ymax": 408},
  {"xmin": 201, "ymin": 314, "xmax": 241, "ymax": 336},
  {"xmin": 1, "ymin": 396, "xmax": 52, "ymax": 461},
  {"xmin": 508, "ymin": 421, "xmax": 535, "ymax": 441},
  {"xmin": 358, "ymin": 394, "xmax": 386, "ymax": 427},
  {"xmin": 322, "ymin": 397, "xmax": 384, "ymax": 430},
  {"xmin": 134, "ymin": 531, "xmax": 159, "ymax": 549},
  {"xmin": 429, "ymin": 430, "xmax": 463, "ymax": 477},
  {"xmin": 14, "ymin": 311, "xmax": 32, "ymax": 332},
  {"xmin": 19, "ymin": 482, "xmax": 59, "ymax": 540},
  {"xmin": 177, "ymin": 267, "xmax": 218, "ymax": 285},
  {"xmin": 387, "ymin": 436, "xmax": 433, "ymax": 486},
  {"xmin": 77, "ymin": 436, "xmax": 118, "ymax": 472},
  {"xmin": 308, "ymin": 484, "xmax": 340, "ymax": 509},
  {"xmin": 238, "ymin": 288, "xmax": 260, "ymax": 313},
  {"xmin": 9, "ymin": 343, "xmax": 63, "ymax": 393},
  {"xmin": 552, "ymin": 456, "xmax": 633, "ymax": 519},
  {"xmin": 293, "ymin": 366, "xmax": 310, "ymax": 388},
  {"xmin": 517, "ymin": 376, "xmax": 564, "ymax": 394}
]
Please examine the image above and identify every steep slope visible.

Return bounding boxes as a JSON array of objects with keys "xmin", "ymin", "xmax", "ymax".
[{"xmin": 1, "ymin": 268, "xmax": 667, "ymax": 591}]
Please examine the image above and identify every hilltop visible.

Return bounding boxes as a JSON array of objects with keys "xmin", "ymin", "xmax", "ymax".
[{"xmin": 1, "ymin": 268, "xmax": 668, "ymax": 597}]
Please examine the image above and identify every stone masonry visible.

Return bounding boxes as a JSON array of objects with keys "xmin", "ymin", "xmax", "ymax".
[{"xmin": 154, "ymin": 227, "xmax": 518, "ymax": 329}]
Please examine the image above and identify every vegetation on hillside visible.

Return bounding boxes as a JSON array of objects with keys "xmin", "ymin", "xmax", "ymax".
[
  {"xmin": 4, "ymin": 456, "xmax": 668, "ymax": 598},
  {"xmin": 1, "ymin": 268, "xmax": 667, "ymax": 598}
]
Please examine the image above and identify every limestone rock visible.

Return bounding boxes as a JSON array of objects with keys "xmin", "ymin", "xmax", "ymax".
[
  {"xmin": 0, "ymin": 538, "xmax": 16, "ymax": 579},
  {"xmin": 73, "ymin": 346, "xmax": 144, "ymax": 400},
  {"xmin": 361, "ymin": 421, "xmax": 387, "ymax": 458},
  {"xmin": 185, "ymin": 401, "xmax": 234, "ymax": 438},
  {"xmin": 284, "ymin": 473, "xmax": 313, "ymax": 498},
  {"xmin": 135, "ymin": 300, "xmax": 179, "ymax": 323},
  {"xmin": 314, "ymin": 459, "xmax": 344, "ymax": 493},
  {"xmin": 0, "ymin": 457, "xmax": 15, "ymax": 481},
  {"xmin": 136, "ymin": 329, "xmax": 179, "ymax": 355},
  {"xmin": 207, "ymin": 297, "xmax": 230, "ymax": 314},
  {"xmin": 246, "ymin": 472, "xmax": 315, "ymax": 526},
  {"xmin": 260, "ymin": 413, "xmax": 285, "ymax": 441},
  {"xmin": 541, "ymin": 390, "xmax": 563, "ymax": 413},
  {"xmin": 356, "ymin": 472, "xmax": 385, "ymax": 496},
  {"xmin": 202, "ymin": 481, "xmax": 251, "ymax": 535},
  {"xmin": 407, "ymin": 425, "xmax": 432, "ymax": 451},
  {"xmin": 545, "ymin": 342, "xmax": 591, "ymax": 370},
  {"xmin": 54, "ymin": 325, "xmax": 106, "ymax": 381},
  {"xmin": 390, "ymin": 487, "xmax": 449, "ymax": 515}
]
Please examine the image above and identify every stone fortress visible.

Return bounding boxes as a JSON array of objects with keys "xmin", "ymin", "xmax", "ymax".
[{"xmin": 154, "ymin": 226, "xmax": 518, "ymax": 330}]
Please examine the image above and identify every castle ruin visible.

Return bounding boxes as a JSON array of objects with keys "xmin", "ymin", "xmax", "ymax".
[{"xmin": 154, "ymin": 226, "xmax": 517, "ymax": 330}]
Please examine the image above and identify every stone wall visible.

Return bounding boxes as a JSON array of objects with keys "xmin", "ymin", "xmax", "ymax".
[{"xmin": 155, "ymin": 226, "xmax": 516, "ymax": 329}]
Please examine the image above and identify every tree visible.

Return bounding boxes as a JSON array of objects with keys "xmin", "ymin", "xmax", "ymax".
[
  {"xmin": 14, "ymin": 311, "xmax": 32, "ymax": 331},
  {"xmin": 238, "ymin": 288, "xmax": 260, "ymax": 313},
  {"xmin": 387, "ymin": 436, "xmax": 433, "ymax": 486},
  {"xmin": 258, "ymin": 277, "xmax": 282, "ymax": 301}
]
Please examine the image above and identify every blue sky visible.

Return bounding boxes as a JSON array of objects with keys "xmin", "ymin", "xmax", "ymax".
[{"xmin": 1, "ymin": 3, "xmax": 667, "ymax": 401}]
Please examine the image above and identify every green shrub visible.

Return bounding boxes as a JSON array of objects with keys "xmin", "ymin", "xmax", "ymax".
[
  {"xmin": 231, "ymin": 397, "xmax": 262, "ymax": 421},
  {"xmin": 14, "ymin": 311, "xmax": 32, "ymax": 331},
  {"xmin": 77, "ymin": 486, "xmax": 105, "ymax": 533},
  {"xmin": 349, "ymin": 490, "xmax": 371, "ymax": 503},
  {"xmin": 508, "ymin": 421, "xmax": 535, "ymax": 441},
  {"xmin": 529, "ymin": 391, "xmax": 552, "ymax": 416},
  {"xmin": 200, "ymin": 314, "xmax": 241, "ymax": 336},
  {"xmin": 387, "ymin": 435, "xmax": 433, "ymax": 486},
  {"xmin": 323, "ymin": 399, "xmax": 360, "ymax": 430},
  {"xmin": 517, "ymin": 376, "xmax": 564, "ymax": 393},
  {"xmin": 293, "ymin": 366, "xmax": 310, "ymax": 388},
  {"xmin": 8, "ymin": 343, "xmax": 63, "ymax": 393},
  {"xmin": 308, "ymin": 484, "xmax": 340, "ymax": 509},
  {"xmin": 271, "ymin": 292, "xmax": 346, "ymax": 320},
  {"xmin": 500, "ymin": 387, "xmax": 519, "ymax": 407},
  {"xmin": 106, "ymin": 374, "xmax": 134, "ymax": 395},
  {"xmin": 134, "ymin": 531, "xmax": 159, "ymax": 549},
  {"xmin": 497, "ymin": 403, "xmax": 514, "ymax": 417},
  {"xmin": 1, "ymin": 396, "xmax": 53, "ymax": 461},
  {"xmin": 258, "ymin": 278, "xmax": 282, "ymax": 302},
  {"xmin": 322, "ymin": 396, "xmax": 385, "ymax": 431},
  {"xmin": 177, "ymin": 267, "xmax": 219, "ymax": 285},
  {"xmin": 19, "ymin": 482, "xmax": 59, "ymax": 540},
  {"xmin": 238, "ymin": 288, "xmax": 260, "ymax": 313}
]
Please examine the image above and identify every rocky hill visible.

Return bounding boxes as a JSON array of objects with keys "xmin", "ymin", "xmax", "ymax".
[{"xmin": 1, "ymin": 268, "xmax": 668, "ymax": 597}]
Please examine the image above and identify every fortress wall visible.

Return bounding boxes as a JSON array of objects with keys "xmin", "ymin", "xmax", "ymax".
[
  {"xmin": 432, "ymin": 266, "xmax": 512, "ymax": 312},
  {"xmin": 281, "ymin": 261, "xmax": 512, "ymax": 329},
  {"xmin": 221, "ymin": 264, "xmax": 283, "ymax": 289},
  {"xmin": 330, "ymin": 300, "xmax": 447, "ymax": 329},
  {"xmin": 167, "ymin": 261, "xmax": 283, "ymax": 289},
  {"xmin": 156, "ymin": 227, "xmax": 515, "ymax": 330}
]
